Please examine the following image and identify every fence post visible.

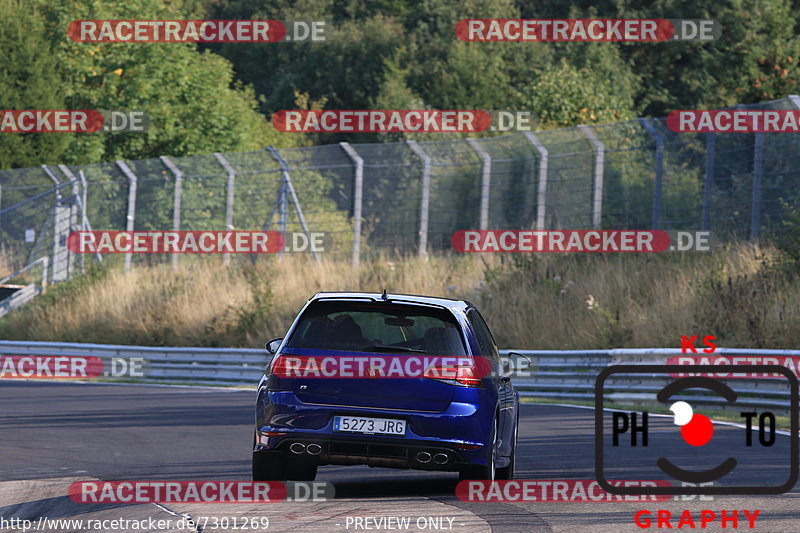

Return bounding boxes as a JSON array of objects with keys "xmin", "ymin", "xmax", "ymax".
[
  {"xmin": 267, "ymin": 146, "xmax": 320, "ymax": 263},
  {"xmin": 77, "ymin": 171, "xmax": 88, "ymax": 273},
  {"xmin": 465, "ymin": 138, "xmax": 491, "ymax": 230},
  {"xmin": 78, "ymin": 170, "xmax": 89, "ymax": 230},
  {"xmin": 638, "ymin": 118, "xmax": 664, "ymax": 229},
  {"xmin": 40, "ymin": 256, "xmax": 48, "ymax": 290},
  {"xmin": 339, "ymin": 142, "xmax": 363, "ymax": 267},
  {"xmin": 278, "ymin": 177, "xmax": 288, "ymax": 235},
  {"xmin": 578, "ymin": 125, "xmax": 605, "ymax": 228},
  {"xmin": 55, "ymin": 165, "xmax": 102, "ymax": 271},
  {"xmin": 214, "ymin": 153, "xmax": 236, "ymax": 266},
  {"xmin": 41, "ymin": 164, "xmax": 61, "ymax": 200},
  {"xmin": 751, "ymin": 133, "xmax": 764, "ymax": 241},
  {"xmin": 116, "ymin": 161, "xmax": 139, "ymax": 273},
  {"xmin": 523, "ymin": 132, "xmax": 548, "ymax": 230},
  {"xmin": 56, "ymin": 165, "xmax": 90, "ymax": 234},
  {"xmin": 160, "ymin": 156, "xmax": 183, "ymax": 270},
  {"xmin": 702, "ymin": 133, "xmax": 715, "ymax": 231},
  {"xmin": 43, "ymin": 165, "xmax": 67, "ymax": 282},
  {"xmin": 65, "ymin": 168, "xmax": 89, "ymax": 237},
  {"xmin": 51, "ymin": 201, "xmax": 70, "ymax": 282},
  {"xmin": 407, "ymin": 140, "xmax": 431, "ymax": 257}
]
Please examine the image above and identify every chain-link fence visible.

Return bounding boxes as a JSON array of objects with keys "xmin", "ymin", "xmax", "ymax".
[{"xmin": 2, "ymin": 96, "xmax": 800, "ymax": 284}]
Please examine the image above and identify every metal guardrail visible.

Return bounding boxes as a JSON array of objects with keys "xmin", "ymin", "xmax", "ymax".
[
  {"xmin": 0, "ymin": 342, "xmax": 796, "ymax": 414},
  {"xmin": 0, "ymin": 340, "xmax": 267, "ymax": 386},
  {"xmin": 502, "ymin": 348, "xmax": 799, "ymax": 415},
  {"xmin": 0, "ymin": 256, "xmax": 49, "ymax": 287},
  {"xmin": 0, "ymin": 257, "xmax": 49, "ymax": 318},
  {"xmin": 0, "ymin": 284, "xmax": 39, "ymax": 319}
]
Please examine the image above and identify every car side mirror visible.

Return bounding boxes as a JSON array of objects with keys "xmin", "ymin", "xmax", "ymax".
[
  {"xmin": 506, "ymin": 351, "xmax": 536, "ymax": 377},
  {"xmin": 265, "ymin": 337, "xmax": 283, "ymax": 355},
  {"xmin": 508, "ymin": 351, "xmax": 535, "ymax": 367}
]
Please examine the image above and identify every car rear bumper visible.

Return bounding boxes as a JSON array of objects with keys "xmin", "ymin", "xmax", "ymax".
[
  {"xmin": 255, "ymin": 390, "xmax": 493, "ymax": 469},
  {"xmin": 262, "ymin": 435, "xmax": 469, "ymax": 471}
]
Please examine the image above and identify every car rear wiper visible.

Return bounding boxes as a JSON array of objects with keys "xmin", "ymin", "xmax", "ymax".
[{"xmin": 366, "ymin": 344, "xmax": 426, "ymax": 353}]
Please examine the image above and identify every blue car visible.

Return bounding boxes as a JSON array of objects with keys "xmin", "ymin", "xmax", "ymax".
[{"xmin": 253, "ymin": 291, "xmax": 519, "ymax": 481}]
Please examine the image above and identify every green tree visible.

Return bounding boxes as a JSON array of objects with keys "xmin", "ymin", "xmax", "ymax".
[
  {"xmin": 31, "ymin": 0, "xmax": 296, "ymax": 164},
  {"xmin": 606, "ymin": 0, "xmax": 800, "ymax": 114},
  {"xmin": 515, "ymin": 59, "xmax": 636, "ymax": 127},
  {"xmin": 0, "ymin": 0, "xmax": 71, "ymax": 168}
]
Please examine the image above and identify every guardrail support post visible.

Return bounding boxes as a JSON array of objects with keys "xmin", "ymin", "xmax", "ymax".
[
  {"xmin": 340, "ymin": 142, "xmax": 364, "ymax": 267},
  {"xmin": 638, "ymin": 118, "xmax": 664, "ymax": 229},
  {"xmin": 160, "ymin": 156, "xmax": 183, "ymax": 270},
  {"xmin": 214, "ymin": 153, "xmax": 236, "ymax": 266},
  {"xmin": 407, "ymin": 140, "xmax": 431, "ymax": 258},
  {"xmin": 751, "ymin": 133, "xmax": 764, "ymax": 241},
  {"xmin": 466, "ymin": 138, "xmax": 491, "ymax": 230},
  {"xmin": 579, "ymin": 125, "xmax": 605, "ymax": 229},
  {"xmin": 524, "ymin": 132, "xmax": 548, "ymax": 230},
  {"xmin": 116, "ymin": 161, "xmax": 139, "ymax": 273}
]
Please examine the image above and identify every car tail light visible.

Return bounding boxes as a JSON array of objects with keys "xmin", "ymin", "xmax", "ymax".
[
  {"xmin": 423, "ymin": 357, "xmax": 484, "ymax": 387},
  {"xmin": 269, "ymin": 353, "xmax": 308, "ymax": 377}
]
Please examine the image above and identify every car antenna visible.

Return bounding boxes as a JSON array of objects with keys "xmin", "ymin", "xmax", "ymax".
[{"xmin": 381, "ymin": 289, "xmax": 388, "ymax": 300}]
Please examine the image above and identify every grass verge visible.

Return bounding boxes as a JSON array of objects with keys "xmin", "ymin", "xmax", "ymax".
[{"xmin": 1, "ymin": 243, "xmax": 799, "ymax": 350}]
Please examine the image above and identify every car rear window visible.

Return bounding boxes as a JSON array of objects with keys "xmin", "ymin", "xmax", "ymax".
[{"xmin": 285, "ymin": 300, "xmax": 466, "ymax": 356}]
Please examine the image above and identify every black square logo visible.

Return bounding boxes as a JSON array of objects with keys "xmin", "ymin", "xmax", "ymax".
[{"xmin": 594, "ymin": 364, "xmax": 799, "ymax": 495}]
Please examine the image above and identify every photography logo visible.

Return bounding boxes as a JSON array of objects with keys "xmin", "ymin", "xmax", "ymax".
[{"xmin": 594, "ymin": 365, "xmax": 798, "ymax": 495}]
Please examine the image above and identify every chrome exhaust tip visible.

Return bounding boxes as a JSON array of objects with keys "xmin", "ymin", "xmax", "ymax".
[
  {"xmin": 306, "ymin": 443, "xmax": 322, "ymax": 455},
  {"xmin": 289, "ymin": 442, "xmax": 306, "ymax": 455},
  {"xmin": 416, "ymin": 452, "xmax": 432, "ymax": 464},
  {"xmin": 433, "ymin": 453, "xmax": 449, "ymax": 465}
]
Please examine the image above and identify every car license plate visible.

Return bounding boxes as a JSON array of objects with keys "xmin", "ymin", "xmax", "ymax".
[{"xmin": 333, "ymin": 416, "xmax": 406, "ymax": 436}]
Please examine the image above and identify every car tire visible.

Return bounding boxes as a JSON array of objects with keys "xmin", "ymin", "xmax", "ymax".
[
  {"xmin": 459, "ymin": 422, "xmax": 497, "ymax": 481},
  {"xmin": 287, "ymin": 459, "xmax": 318, "ymax": 481},
  {"xmin": 252, "ymin": 451, "xmax": 288, "ymax": 481},
  {"xmin": 496, "ymin": 415, "xmax": 517, "ymax": 480}
]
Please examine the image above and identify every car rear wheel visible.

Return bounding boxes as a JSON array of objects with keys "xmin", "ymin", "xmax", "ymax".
[
  {"xmin": 496, "ymin": 415, "xmax": 517, "ymax": 480},
  {"xmin": 253, "ymin": 451, "xmax": 318, "ymax": 481},
  {"xmin": 253, "ymin": 451, "xmax": 287, "ymax": 481},
  {"xmin": 289, "ymin": 459, "xmax": 318, "ymax": 481},
  {"xmin": 459, "ymin": 422, "xmax": 497, "ymax": 481}
]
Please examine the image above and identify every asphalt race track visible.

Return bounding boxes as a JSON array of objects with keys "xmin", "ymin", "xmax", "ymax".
[{"xmin": 1, "ymin": 382, "xmax": 798, "ymax": 532}]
